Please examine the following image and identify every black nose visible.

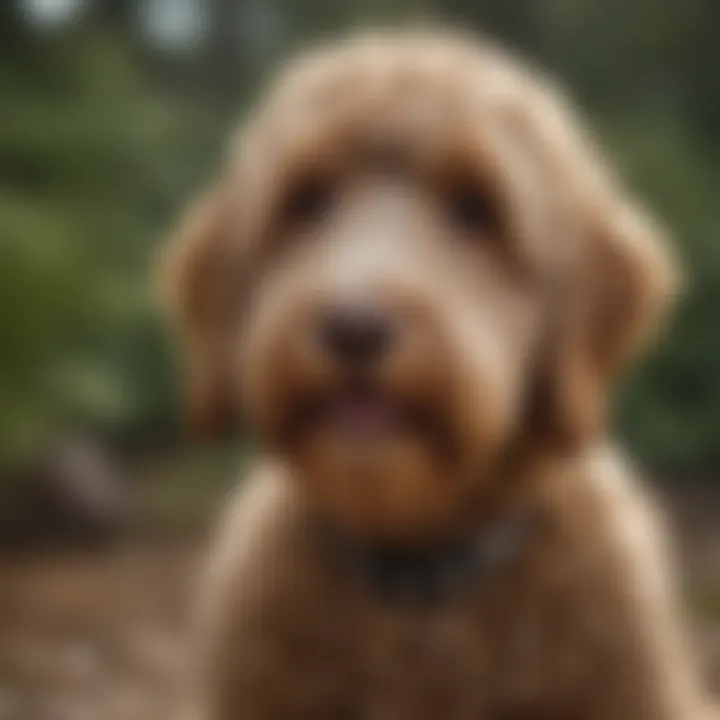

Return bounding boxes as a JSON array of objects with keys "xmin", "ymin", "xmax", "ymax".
[{"xmin": 320, "ymin": 304, "xmax": 395, "ymax": 365}]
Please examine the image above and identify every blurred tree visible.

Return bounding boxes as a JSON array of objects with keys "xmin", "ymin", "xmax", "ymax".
[
  {"xmin": 683, "ymin": 0, "xmax": 720, "ymax": 140},
  {"xmin": 437, "ymin": 0, "xmax": 544, "ymax": 58},
  {"xmin": 0, "ymin": 19, "xmax": 222, "ymax": 464}
]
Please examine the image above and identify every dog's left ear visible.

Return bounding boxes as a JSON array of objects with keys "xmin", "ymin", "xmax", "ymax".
[
  {"xmin": 545, "ymin": 192, "xmax": 682, "ymax": 447},
  {"xmin": 158, "ymin": 183, "xmax": 245, "ymax": 439}
]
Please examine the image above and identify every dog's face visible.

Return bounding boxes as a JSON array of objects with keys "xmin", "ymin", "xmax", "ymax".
[{"xmin": 161, "ymin": 32, "xmax": 678, "ymax": 542}]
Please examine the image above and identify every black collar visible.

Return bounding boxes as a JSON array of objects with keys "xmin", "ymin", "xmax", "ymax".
[{"xmin": 319, "ymin": 512, "xmax": 538, "ymax": 607}]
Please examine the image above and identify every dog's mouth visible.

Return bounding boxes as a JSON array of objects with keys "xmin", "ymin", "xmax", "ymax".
[
  {"xmin": 319, "ymin": 388, "xmax": 400, "ymax": 437},
  {"xmin": 284, "ymin": 380, "xmax": 452, "ymax": 451}
]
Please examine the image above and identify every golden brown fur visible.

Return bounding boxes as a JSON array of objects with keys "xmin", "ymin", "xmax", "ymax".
[{"xmin": 160, "ymin": 29, "xmax": 714, "ymax": 719}]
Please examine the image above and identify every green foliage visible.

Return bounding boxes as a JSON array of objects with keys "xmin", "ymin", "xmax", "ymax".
[
  {"xmin": 605, "ymin": 112, "xmax": 720, "ymax": 472},
  {"xmin": 0, "ymin": 31, "xmax": 221, "ymax": 464}
]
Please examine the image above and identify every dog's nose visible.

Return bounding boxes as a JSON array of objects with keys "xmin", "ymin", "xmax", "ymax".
[{"xmin": 320, "ymin": 304, "xmax": 394, "ymax": 365}]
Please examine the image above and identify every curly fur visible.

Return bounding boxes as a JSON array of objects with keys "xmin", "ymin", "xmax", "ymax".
[{"xmin": 160, "ymin": 29, "xmax": 714, "ymax": 719}]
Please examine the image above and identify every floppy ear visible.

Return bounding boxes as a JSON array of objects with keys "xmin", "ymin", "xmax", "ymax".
[
  {"xmin": 158, "ymin": 184, "xmax": 243, "ymax": 438},
  {"xmin": 545, "ymin": 195, "xmax": 681, "ymax": 447}
]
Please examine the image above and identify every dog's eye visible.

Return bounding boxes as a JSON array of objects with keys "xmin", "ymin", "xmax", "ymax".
[
  {"xmin": 283, "ymin": 176, "xmax": 334, "ymax": 228},
  {"xmin": 445, "ymin": 182, "xmax": 500, "ymax": 237}
]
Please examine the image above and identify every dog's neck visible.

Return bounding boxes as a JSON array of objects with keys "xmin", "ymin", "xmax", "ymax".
[
  {"xmin": 319, "ymin": 509, "xmax": 540, "ymax": 606},
  {"xmin": 320, "ymin": 450, "xmax": 565, "ymax": 606}
]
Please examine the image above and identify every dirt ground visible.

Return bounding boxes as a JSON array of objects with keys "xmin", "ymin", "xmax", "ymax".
[
  {"xmin": 0, "ymin": 489, "xmax": 718, "ymax": 720},
  {"xmin": 0, "ymin": 543, "xmax": 199, "ymax": 720}
]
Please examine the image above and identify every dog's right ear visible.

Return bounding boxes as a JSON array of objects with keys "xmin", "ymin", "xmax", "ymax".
[
  {"xmin": 158, "ymin": 184, "xmax": 243, "ymax": 438},
  {"xmin": 541, "ymin": 192, "xmax": 681, "ymax": 449}
]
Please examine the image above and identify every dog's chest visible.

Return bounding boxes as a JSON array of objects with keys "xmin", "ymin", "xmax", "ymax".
[
  {"xmin": 347, "ymin": 572, "xmax": 600, "ymax": 719},
  {"xmin": 352, "ymin": 605, "xmax": 482, "ymax": 719}
]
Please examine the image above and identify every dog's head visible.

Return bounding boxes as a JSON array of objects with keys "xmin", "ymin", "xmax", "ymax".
[{"xmin": 160, "ymin": 31, "xmax": 679, "ymax": 542}]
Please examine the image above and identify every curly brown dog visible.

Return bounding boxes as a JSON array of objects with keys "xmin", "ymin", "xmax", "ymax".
[{"xmin": 160, "ymin": 29, "xmax": 715, "ymax": 720}]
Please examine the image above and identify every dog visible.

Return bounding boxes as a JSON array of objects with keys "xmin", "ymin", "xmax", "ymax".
[{"xmin": 160, "ymin": 29, "xmax": 715, "ymax": 720}]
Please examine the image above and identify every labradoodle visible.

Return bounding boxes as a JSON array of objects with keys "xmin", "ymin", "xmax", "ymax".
[{"xmin": 160, "ymin": 29, "xmax": 714, "ymax": 720}]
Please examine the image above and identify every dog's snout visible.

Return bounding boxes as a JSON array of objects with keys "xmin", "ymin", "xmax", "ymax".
[{"xmin": 320, "ymin": 304, "xmax": 395, "ymax": 366}]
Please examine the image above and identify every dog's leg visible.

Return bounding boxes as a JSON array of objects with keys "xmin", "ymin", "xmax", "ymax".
[
  {"xmin": 586, "ymin": 605, "xmax": 710, "ymax": 720},
  {"xmin": 582, "ymin": 461, "xmax": 711, "ymax": 719},
  {"xmin": 192, "ymin": 463, "xmax": 354, "ymax": 720}
]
